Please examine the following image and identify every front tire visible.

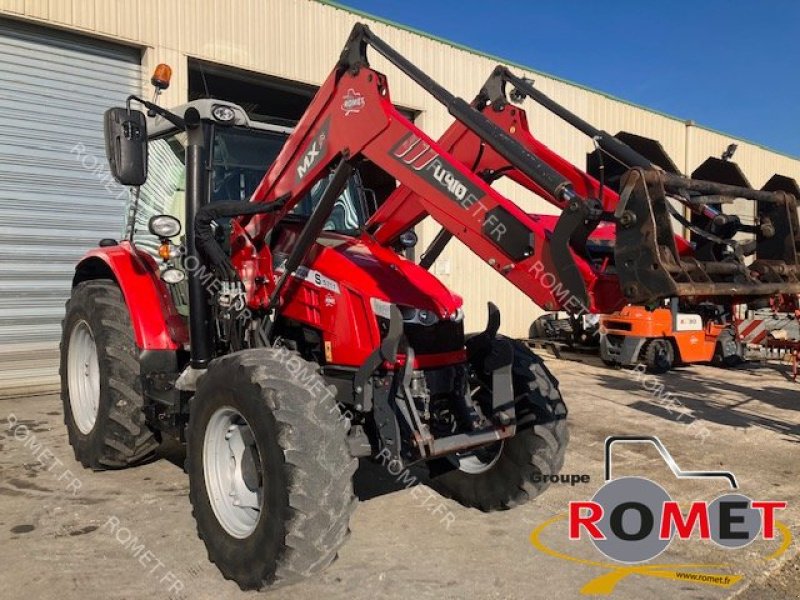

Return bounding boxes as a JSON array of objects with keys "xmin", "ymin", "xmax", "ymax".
[
  {"xmin": 187, "ymin": 349, "xmax": 357, "ymax": 590},
  {"xmin": 643, "ymin": 338, "xmax": 675, "ymax": 373},
  {"xmin": 713, "ymin": 330, "xmax": 744, "ymax": 368},
  {"xmin": 60, "ymin": 280, "xmax": 158, "ymax": 469},
  {"xmin": 431, "ymin": 339, "xmax": 569, "ymax": 511}
]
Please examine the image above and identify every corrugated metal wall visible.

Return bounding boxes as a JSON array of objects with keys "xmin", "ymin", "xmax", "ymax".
[
  {"xmin": 0, "ymin": 18, "xmax": 140, "ymax": 396},
  {"xmin": 0, "ymin": 0, "xmax": 797, "ymax": 342}
]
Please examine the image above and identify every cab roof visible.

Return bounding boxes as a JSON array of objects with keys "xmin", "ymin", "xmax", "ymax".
[{"xmin": 147, "ymin": 99, "xmax": 294, "ymax": 138}]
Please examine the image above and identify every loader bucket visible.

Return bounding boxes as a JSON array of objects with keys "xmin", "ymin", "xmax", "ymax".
[
  {"xmin": 763, "ymin": 173, "xmax": 800, "ymax": 196},
  {"xmin": 688, "ymin": 157, "xmax": 752, "ymax": 255},
  {"xmin": 586, "ymin": 131, "xmax": 681, "ymax": 192},
  {"xmin": 613, "ymin": 167, "xmax": 800, "ymax": 305},
  {"xmin": 692, "ymin": 156, "xmax": 751, "ymax": 187},
  {"xmin": 759, "ymin": 174, "xmax": 800, "ymax": 266}
]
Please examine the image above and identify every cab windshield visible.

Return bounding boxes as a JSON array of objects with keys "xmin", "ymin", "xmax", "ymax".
[
  {"xmin": 126, "ymin": 123, "xmax": 369, "ymax": 254},
  {"xmin": 211, "ymin": 127, "xmax": 285, "ymax": 202},
  {"xmin": 290, "ymin": 174, "xmax": 368, "ymax": 236}
]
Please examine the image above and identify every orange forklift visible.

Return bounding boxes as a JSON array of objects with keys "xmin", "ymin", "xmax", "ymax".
[{"xmin": 599, "ymin": 300, "xmax": 742, "ymax": 373}]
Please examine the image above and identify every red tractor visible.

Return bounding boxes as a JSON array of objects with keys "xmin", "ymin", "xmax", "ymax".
[{"xmin": 61, "ymin": 24, "xmax": 800, "ymax": 589}]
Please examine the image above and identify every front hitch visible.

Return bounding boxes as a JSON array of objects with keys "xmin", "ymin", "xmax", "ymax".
[
  {"xmin": 465, "ymin": 302, "xmax": 515, "ymax": 426},
  {"xmin": 376, "ymin": 303, "xmax": 518, "ymax": 466}
]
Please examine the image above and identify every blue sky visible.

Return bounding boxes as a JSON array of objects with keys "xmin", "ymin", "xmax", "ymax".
[{"xmin": 335, "ymin": 0, "xmax": 800, "ymax": 158}]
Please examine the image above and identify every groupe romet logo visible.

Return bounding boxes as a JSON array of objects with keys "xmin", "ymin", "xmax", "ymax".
[{"xmin": 568, "ymin": 436, "xmax": 787, "ymax": 563}]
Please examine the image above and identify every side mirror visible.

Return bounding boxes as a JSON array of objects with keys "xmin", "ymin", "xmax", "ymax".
[{"xmin": 104, "ymin": 107, "xmax": 148, "ymax": 186}]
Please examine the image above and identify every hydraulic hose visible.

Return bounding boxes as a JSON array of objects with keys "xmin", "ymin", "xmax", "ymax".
[{"xmin": 194, "ymin": 195, "xmax": 289, "ymax": 280}]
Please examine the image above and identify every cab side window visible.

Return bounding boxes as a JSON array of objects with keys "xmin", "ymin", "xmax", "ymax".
[{"xmin": 125, "ymin": 134, "xmax": 187, "ymax": 256}]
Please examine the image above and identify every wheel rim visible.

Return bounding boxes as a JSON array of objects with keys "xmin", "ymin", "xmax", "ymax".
[
  {"xmin": 203, "ymin": 407, "xmax": 263, "ymax": 538},
  {"xmin": 450, "ymin": 441, "xmax": 504, "ymax": 475},
  {"xmin": 67, "ymin": 320, "xmax": 100, "ymax": 435}
]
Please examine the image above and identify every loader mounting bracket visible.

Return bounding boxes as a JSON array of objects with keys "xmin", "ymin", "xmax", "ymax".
[{"xmin": 615, "ymin": 168, "xmax": 800, "ymax": 303}]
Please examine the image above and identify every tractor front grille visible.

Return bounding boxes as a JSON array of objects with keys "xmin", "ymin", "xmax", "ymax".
[
  {"xmin": 404, "ymin": 319, "xmax": 465, "ymax": 355},
  {"xmin": 377, "ymin": 313, "xmax": 466, "ymax": 355}
]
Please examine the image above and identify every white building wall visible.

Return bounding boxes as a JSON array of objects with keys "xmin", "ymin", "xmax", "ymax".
[{"xmin": 0, "ymin": 0, "xmax": 797, "ymax": 336}]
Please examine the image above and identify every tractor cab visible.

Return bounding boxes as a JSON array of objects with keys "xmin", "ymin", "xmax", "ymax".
[
  {"xmin": 122, "ymin": 98, "xmax": 374, "ymax": 323},
  {"xmin": 127, "ymin": 98, "xmax": 371, "ymax": 265}
]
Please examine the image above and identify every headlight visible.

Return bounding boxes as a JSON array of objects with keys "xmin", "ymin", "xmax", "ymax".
[
  {"xmin": 449, "ymin": 307, "xmax": 464, "ymax": 322},
  {"xmin": 148, "ymin": 214, "xmax": 181, "ymax": 238},
  {"xmin": 372, "ymin": 298, "xmax": 441, "ymax": 326},
  {"xmin": 212, "ymin": 104, "xmax": 236, "ymax": 122},
  {"xmin": 409, "ymin": 308, "xmax": 438, "ymax": 326},
  {"xmin": 160, "ymin": 267, "xmax": 185, "ymax": 284}
]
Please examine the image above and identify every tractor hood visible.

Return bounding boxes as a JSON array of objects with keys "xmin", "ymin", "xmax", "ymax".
[
  {"xmin": 275, "ymin": 230, "xmax": 463, "ymax": 319},
  {"xmin": 318, "ymin": 234, "xmax": 462, "ymax": 318}
]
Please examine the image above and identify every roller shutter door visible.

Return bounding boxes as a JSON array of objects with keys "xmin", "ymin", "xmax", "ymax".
[{"xmin": 0, "ymin": 20, "xmax": 140, "ymax": 397}]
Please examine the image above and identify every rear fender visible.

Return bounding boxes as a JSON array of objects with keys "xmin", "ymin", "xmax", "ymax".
[{"xmin": 73, "ymin": 242, "xmax": 187, "ymax": 350}]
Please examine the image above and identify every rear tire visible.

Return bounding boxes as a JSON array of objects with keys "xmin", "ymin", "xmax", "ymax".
[
  {"xmin": 187, "ymin": 349, "xmax": 358, "ymax": 590},
  {"xmin": 60, "ymin": 280, "xmax": 158, "ymax": 469},
  {"xmin": 430, "ymin": 339, "xmax": 569, "ymax": 511},
  {"xmin": 643, "ymin": 338, "xmax": 674, "ymax": 374}
]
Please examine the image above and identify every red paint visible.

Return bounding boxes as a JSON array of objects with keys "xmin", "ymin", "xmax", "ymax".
[
  {"xmin": 752, "ymin": 501, "xmax": 787, "ymax": 539},
  {"xmin": 569, "ymin": 501, "xmax": 605, "ymax": 540},
  {"xmin": 660, "ymin": 501, "xmax": 711, "ymax": 540},
  {"xmin": 232, "ymin": 221, "xmax": 462, "ymax": 368},
  {"xmin": 76, "ymin": 242, "xmax": 186, "ymax": 350}
]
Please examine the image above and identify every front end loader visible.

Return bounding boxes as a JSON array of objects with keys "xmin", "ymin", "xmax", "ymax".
[
  {"xmin": 366, "ymin": 65, "xmax": 800, "ymax": 372},
  {"xmin": 62, "ymin": 25, "xmax": 572, "ymax": 590},
  {"xmin": 59, "ymin": 23, "xmax": 799, "ymax": 591}
]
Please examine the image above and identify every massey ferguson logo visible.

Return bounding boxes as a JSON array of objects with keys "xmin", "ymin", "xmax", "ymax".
[
  {"xmin": 295, "ymin": 118, "xmax": 330, "ymax": 182},
  {"xmin": 341, "ymin": 88, "xmax": 365, "ymax": 115}
]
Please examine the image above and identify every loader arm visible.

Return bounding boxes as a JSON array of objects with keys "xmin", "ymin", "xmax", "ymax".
[
  {"xmin": 233, "ymin": 24, "xmax": 800, "ymax": 321},
  {"xmin": 237, "ymin": 24, "xmax": 616, "ymax": 314},
  {"xmin": 363, "ymin": 97, "xmax": 628, "ymax": 313},
  {"xmin": 367, "ymin": 65, "xmax": 800, "ymax": 309}
]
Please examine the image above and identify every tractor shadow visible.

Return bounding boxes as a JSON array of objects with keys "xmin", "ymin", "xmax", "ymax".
[
  {"xmin": 154, "ymin": 438, "xmax": 435, "ymax": 502},
  {"xmin": 353, "ymin": 458, "xmax": 431, "ymax": 501},
  {"xmin": 156, "ymin": 437, "xmax": 187, "ymax": 471},
  {"xmin": 590, "ymin": 361, "xmax": 800, "ymax": 442}
]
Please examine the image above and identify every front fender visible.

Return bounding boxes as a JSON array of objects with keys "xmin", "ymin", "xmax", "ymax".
[{"xmin": 73, "ymin": 242, "xmax": 187, "ymax": 350}]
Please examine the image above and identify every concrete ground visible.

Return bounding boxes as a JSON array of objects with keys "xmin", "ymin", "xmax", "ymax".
[{"xmin": 1, "ymin": 354, "xmax": 798, "ymax": 600}]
